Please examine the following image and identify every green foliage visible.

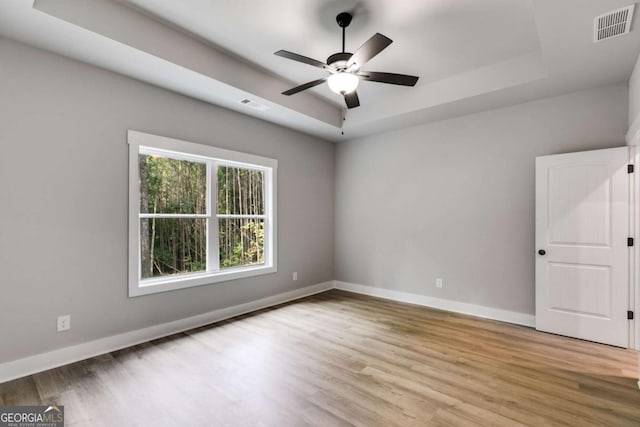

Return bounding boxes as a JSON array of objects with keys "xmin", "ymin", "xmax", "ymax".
[
  {"xmin": 217, "ymin": 165, "xmax": 265, "ymax": 269},
  {"xmin": 141, "ymin": 155, "xmax": 206, "ymax": 214},
  {"xmin": 219, "ymin": 220, "xmax": 265, "ymax": 268},
  {"xmin": 217, "ymin": 166, "xmax": 264, "ymax": 215},
  {"xmin": 139, "ymin": 155, "xmax": 265, "ymax": 279}
]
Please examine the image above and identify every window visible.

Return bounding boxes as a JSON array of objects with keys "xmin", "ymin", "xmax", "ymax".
[{"xmin": 128, "ymin": 131, "xmax": 277, "ymax": 296}]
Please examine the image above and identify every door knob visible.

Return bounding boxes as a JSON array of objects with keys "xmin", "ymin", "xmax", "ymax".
[{"xmin": 538, "ymin": 249, "xmax": 546, "ymax": 256}]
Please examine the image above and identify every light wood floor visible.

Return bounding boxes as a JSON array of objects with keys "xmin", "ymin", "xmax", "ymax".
[{"xmin": 1, "ymin": 290, "xmax": 639, "ymax": 426}]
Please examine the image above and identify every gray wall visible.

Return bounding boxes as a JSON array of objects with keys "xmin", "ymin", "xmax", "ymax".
[
  {"xmin": 0, "ymin": 38, "xmax": 334, "ymax": 363},
  {"xmin": 629, "ymin": 52, "xmax": 640, "ymax": 128},
  {"xmin": 628, "ymin": 52, "xmax": 640, "ymax": 149},
  {"xmin": 0, "ymin": 35, "xmax": 630, "ymax": 364},
  {"xmin": 335, "ymin": 84, "xmax": 628, "ymax": 315}
]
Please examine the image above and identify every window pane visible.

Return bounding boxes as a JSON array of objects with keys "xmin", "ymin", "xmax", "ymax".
[
  {"xmin": 140, "ymin": 218, "xmax": 207, "ymax": 279},
  {"xmin": 218, "ymin": 218, "xmax": 265, "ymax": 269},
  {"xmin": 217, "ymin": 166, "xmax": 264, "ymax": 215},
  {"xmin": 139, "ymin": 154, "xmax": 207, "ymax": 214}
]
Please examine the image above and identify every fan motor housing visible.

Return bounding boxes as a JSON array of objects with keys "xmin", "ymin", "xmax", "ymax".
[
  {"xmin": 327, "ymin": 52, "xmax": 352, "ymax": 69},
  {"xmin": 336, "ymin": 12, "xmax": 353, "ymax": 28}
]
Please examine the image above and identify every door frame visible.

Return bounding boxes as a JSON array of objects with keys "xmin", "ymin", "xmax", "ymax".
[
  {"xmin": 628, "ymin": 135, "xmax": 640, "ymax": 391},
  {"xmin": 630, "ymin": 143, "xmax": 639, "ymax": 351},
  {"xmin": 625, "ymin": 131, "xmax": 639, "ymax": 351},
  {"xmin": 630, "ymin": 144, "xmax": 637, "ymax": 351}
]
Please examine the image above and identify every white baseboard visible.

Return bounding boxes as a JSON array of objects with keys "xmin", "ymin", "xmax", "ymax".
[
  {"xmin": 0, "ymin": 281, "xmax": 334, "ymax": 384},
  {"xmin": 0, "ymin": 280, "xmax": 537, "ymax": 384},
  {"xmin": 334, "ymin": 281, "xmax": 535, "ymax": 328}
]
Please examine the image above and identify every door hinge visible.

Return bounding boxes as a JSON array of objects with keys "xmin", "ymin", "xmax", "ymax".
[
  {"xmin": 628, "ymin": 310, "xmax": 634, "ymax": 320},
  {"xmin": 629, "ymin": 164, "xmax": 635, "ymax": 173},
  {"xmin": 628, "ymin": 237, "xmax": 634, "ymax": 247}
]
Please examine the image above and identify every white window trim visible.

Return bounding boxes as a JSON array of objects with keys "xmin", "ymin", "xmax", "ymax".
[{"xmin": 128, "ymin": 130, "xmax": 277, "ymax": 297}]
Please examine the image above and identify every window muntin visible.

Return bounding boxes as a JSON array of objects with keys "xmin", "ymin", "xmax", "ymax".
[{"xmin": 128, "ymin": 131, "xmax": 277, "ymax": 297}]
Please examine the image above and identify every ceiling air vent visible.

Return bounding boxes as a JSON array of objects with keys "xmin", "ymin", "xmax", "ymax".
[
  {"xmin": 239, "ymin": 98, "xmax": 269, "ymax": 112},
  {"xmin": 594, "ymin": 4, "xmax": 635, "ymax": 42}
]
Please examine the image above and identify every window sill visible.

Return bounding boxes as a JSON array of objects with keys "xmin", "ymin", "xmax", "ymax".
[{"xmin": 129, "ymin": 264, "xmax": 277, "ymax": 297}]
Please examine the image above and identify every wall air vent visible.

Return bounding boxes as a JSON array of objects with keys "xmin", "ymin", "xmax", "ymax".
[
  {"xmin": 594, "ymin": 4, "xmax": 635, "ymax": 42},
  {"xmin": 239, "ymin": 98, "xmax": 269, "ymax": 112}
]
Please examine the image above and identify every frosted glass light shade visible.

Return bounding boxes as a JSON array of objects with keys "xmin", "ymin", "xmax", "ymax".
[{"xmin": 327, "ymin": 72, "xmax": 359, "ymax": 94}]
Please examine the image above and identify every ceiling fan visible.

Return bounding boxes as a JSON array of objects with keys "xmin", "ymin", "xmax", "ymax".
[{"xmin": 274, "ymin": 12, "xmax": 419, "ymax": 109}]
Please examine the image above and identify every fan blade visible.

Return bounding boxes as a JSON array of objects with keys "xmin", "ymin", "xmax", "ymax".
[
  {"xmin": 344, "ymin": 91, "xmax": 360, "ymax": 109},
  {"xmin": 274, "ymin": 50, "xmax": 332, "ymax": 71},
  {"xmin": 282, "ymin": 77, "xmax": 328, "ymax": 96},
  {"xmin": 347, "ymin": 33, "xmax": 392, "ymax": 70},
  {"xmin": 358, "ymin": 71, "xmax": 419, "ymax": 86}
]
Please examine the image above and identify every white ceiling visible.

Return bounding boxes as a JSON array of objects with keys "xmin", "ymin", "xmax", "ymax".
[
  {"xmin": 1, "ymin": 0, "xmax": 639, "ymax": 141},
  {"xmin": 124, "ymin": 0, "xmax": 541, "ymax": 104}
]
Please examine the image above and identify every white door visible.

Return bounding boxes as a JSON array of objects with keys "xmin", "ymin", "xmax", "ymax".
[{"xmin": 535, "ymin": 147, "xmax": 630, "ymax": 347}]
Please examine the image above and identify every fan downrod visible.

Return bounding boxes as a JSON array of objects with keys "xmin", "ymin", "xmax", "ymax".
[{"xmin": 331, "ymin": 12, "xmax": 354, "ymax": 64}]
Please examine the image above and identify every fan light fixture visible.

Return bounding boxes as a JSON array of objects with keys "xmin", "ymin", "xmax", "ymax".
[
  {"xmin": 274, "ymin": 12, "xmax": 419, "ymax": 109},
  {"xmin": 327, "ymin": 72, "xmax": 359, "ymax": 94}
]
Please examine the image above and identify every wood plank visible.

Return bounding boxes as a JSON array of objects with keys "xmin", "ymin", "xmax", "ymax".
[{"xmin": 0, "ymin": 289, "xmax": 638, "ymax": 426}]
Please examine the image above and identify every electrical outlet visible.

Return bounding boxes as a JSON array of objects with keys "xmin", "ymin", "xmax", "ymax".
[
  {"xmin": 436, "ymin": 278, "xmax": 443, "ymax": 289},
  {"xmin": 57, "ymin": 315, "xmax": 70, "ymax": 332},
  {"xmin": 292, "ymin": 272, "xmax": 298, "ymax": 281}
]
